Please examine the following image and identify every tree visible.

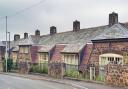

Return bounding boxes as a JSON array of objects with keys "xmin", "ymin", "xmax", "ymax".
[{"xmin": 3, "ymin": 58, "xmax": 13, "ymax": 72}]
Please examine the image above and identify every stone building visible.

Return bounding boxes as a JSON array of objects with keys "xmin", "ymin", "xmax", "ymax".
[
  {"xmin": 10, "ymin": 31, "xmax": 41, "ymax": 63},
  {"xmin": 2, "ymin": 12, "xmax": 128, "ymax": 82}
]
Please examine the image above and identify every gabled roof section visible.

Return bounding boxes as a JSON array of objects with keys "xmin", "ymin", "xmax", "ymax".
[
  {"xmin": 61, "ymin": 44, "xmax": 85, "ymax": 53},
  {"xmin": 18, "ymin": 35, "xmax": 40, "ymax": 46},
  {"xmin": 93, "ymin": 23, "xmax": 128, "ymax": 40},
  {"xmin": 12, "ymin": 46, "xmax": 19, "ymax": 52},
  {"xmin": 18, "ymin": 36, "xmax": 33, "ymax": 45},
  {"xmin": 123, "ymin": 22, "xmax": 128, "ymax": 28},
  {"xmin": 50, "ymin": 44, "xmax": 66, "ymax": 62},
  {"xmin": 38, "ymin": 45, "xmax": 54, "ymax": 52}
]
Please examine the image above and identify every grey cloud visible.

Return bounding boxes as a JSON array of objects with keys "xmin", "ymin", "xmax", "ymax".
[{"xmin": 0, "ymin": 0, "xmax": 128, "ymax": 41}]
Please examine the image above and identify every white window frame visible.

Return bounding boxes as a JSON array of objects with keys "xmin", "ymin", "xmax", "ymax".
[
  {"xmin": 63, "ymin": 54, "xmax": 78, "ymax": 65},
  {"xmin": 99, "ymin": 53, "xmax": 123, "ymax": 66}
]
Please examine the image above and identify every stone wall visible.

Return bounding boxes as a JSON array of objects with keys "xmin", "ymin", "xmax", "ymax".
[
  {"xmin": 48, "ymin": 62, "xmax": 65, "ymax": 78},
  {"xmin": 105, "ymin": 64, "xmax": 128, "ymax": 87},
  {"xmin": 18, "ymin": 61, "xmax": 29, "ymax": 74},
  {"xmin": 0, "ymin": 61, "xmax": 3, "ymax": 72},
  {"xmin": 89, "ymin": 41, "xmax": 128, "ymax": 74}
]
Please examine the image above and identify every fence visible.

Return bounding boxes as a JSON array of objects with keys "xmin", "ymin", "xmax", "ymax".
[
  {"xmin": 64, "ymin": 64, "xmax": 105, "ymax": 82},
  {"xmin": 29, "ymin": 62, "xmax": 48, "ymax": 74},
  {"xmin": 64, "ymin": 64, "xmax": 79, "ymax": 78},
  {"xmin": 11, "ymin": 62, "xmax": 19, "ymax": 72},
  {"xmin": 0, "ymin": 61, "xmax": 3, "ymax": 72},
  {"xmin": 10, "ymin": 62, "xmax": 106, "ymax": 82}
]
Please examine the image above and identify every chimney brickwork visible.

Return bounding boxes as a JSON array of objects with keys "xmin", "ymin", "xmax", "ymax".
[
  {"xmin": 109, "ymin": 12, "xmax": 118, "ymax": 26},
  {"xmin": 50, "ymin": 26, "xmax": 57, "ymax": 35},
  {"xmin": 24, "ymin": 32, "xmax": 28, "ymax": 39},
  {"xmin": 14, "ymin": 34, "xmax": 20, "ymax": 41},
  {"xmin": 73, "ymin": 20, "xmax": 80, "ymax": 31},
  {"xmin": 35, "ymin": 29, "xmax": 40, "ymax": 36}
]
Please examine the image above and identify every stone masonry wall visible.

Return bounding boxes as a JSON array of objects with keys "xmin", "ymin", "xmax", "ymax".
[
  {"xmin": 89, "ymin": 41, "xmax": 128, "ymax": 74},
  {"xmin": 105, "ymin": 64, "xmax": 128, "ymax": 87},
  {"xmin": 48, "ymin": 62, "xmax": 65, "ymax": 78}
]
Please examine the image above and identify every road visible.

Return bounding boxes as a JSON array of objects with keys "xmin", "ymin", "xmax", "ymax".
[{"xmin": 0, "ymin": 74, "xmax": 75, "ymax": 89}]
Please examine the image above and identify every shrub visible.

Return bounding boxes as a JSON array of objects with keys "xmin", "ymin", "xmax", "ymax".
[
  {"xmin": 29, "ymin": 63, "xmax": 48, "ymax": 74},
  {"xmin": 96, "ymin": 75, "xmax": 105, "ymax": 82},
  {"xmin": 3, "ymin": 58, "xmax": 13, "ymax": 72},
  {"xmin": 65, "ymin": 69, "xmax": 79, "ymax": 78}
]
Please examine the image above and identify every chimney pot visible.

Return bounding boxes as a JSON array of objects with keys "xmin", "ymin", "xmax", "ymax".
[
  {"xmin": 50, "ymin": 26, "xmax": 57, "ymax": 35},
  {"xmin": 24, "ymin": 32, "xmax": 28, "ymax": 39},
  {"xmin": 109, "ymin": 12, "xmax": 118, "ymax": 26},
  {"xmin": 35, "ymin": 29, "xmax": 40, "ymax": 36},
  {"xmin": 14, "ymin": 34, "xmax": 20, "ymax": 41},
  {"xmin": 73, "ymin": 20, "xmax": 80, "ymax": 31}
]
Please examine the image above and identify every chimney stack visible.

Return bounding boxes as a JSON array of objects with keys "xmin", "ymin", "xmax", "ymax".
[
  {"xmin": 24, "ymin": 32, "xmax": 28, "ymax": 39},
  {"xmin": 35, "ymin": 29, "xmax": 40, "ymax": 36},
  {"xmin": 73, "ymin": 20, "xmax": 80, "ymax": 31},
  {"xmin": 14, "ymin": 34, "xmax": 20, "ymax": 41},
  {"xmin": 50, "ymin": 26, "xmax": 57, "ymax": 35},
  {"xmin": 109, "ymin": 12, "xmax": 118, "ymax": 26}
]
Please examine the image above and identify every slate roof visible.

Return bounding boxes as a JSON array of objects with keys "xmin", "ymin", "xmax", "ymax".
[
  {"xmin": 8, "ymin": 22, "xmax": 128, "ymax": 53},
  {"xmin": 123, "ymin": 22, "xmax": 128, "ymax": 28},
  {"xmin": 12, "ymin": 46, "xmax": 19, "ymax": 52},
  {"xmin": 18, "ymin": 35, "xmax": 40, "ymax": 46},
  {"xmin": 39, "ymin": 25, "xmax": 108, "ymax": 46},
  {"xmin": 38, "ymin": 45, "xmax": 54, "ymax": 52},
  {"xmin": 61, "ymin": 44, "xmax": 85, "ymax": 53},
  {"xmin": 10, "ymin": 35, "xmax": 40, "ymax": 48},
  {"xmin": 10, "ymin": 40, "xmax": 20, "ymax": 48},
  {"xmin": 42, "ymin": 26, "xmax": 109, "ymax": 45},
  {"xmin": 38, "ymin": 23, "xmax": 128, "ymax": 53},
  {"xmin": 93, "ymin": 23, "xmax": 128, "ymax": 40}
]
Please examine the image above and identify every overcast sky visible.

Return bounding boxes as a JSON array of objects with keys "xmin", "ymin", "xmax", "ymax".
[{"xmin": 0, "ymin": 0, "xmax": 128, "ymax": 41}]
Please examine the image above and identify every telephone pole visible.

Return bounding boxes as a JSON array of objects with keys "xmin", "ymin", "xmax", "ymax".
[
  {"xmin": 8, "ymin": 32, "xmax": 10, "ymax": 60},
  {"xmin": 5, "ymin": 16, "xmax": 8, "ymax": 72}
]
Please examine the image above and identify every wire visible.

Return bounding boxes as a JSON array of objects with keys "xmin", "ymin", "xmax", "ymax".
[{"xmin": 0, "ymin": 0, "xmax": 47, "ymax": 19}]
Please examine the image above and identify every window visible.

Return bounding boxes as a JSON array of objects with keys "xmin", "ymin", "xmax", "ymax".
[
  {"xmin": 100, "ymin": 53, "xmax": 123, "ymax": 66},
  {"xmin": 123, "ymin": 53, "xmax": 128, "ymax": 64},
  {"xmin": 39, "ymin": 53, "xmax": 48, "ymax": 62},
  {"xmin": 64, "ymin": 54, "xmax": 78, "ymax": 65},
  {"xmin": 108, "ymin": 57, "xmax": 114, "ymax": 62},
  {"xmin": 115, "ymin": 57, "xmax": 120, "ymax": 62},
  {"xmin": 101, "ymin": 57, "xmax": 106, "ymax": 66},
  {"xmin": 20, "ymin": 46, "xmax": 29, "ymax": 53},
  {"xmin": 115, "ymin": 57, "xmax": 122, "ymax": 64}
]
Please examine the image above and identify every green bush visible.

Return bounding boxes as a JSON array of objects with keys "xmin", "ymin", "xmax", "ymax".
[
  {"xmin": 3, "ymin": 58, "xmax": 13, "ymax": 72},
  {"xmin": 65, "ymin": 70, "xmax": 79, "ymax": 78},
  {"xmin": 78, "ymin": 73, "xmax": 90, "ymax": 80},
  {"xmin": 29, "ymin": 64, "xmax": 48, "ymax": 74},
  {"xmin": 96, "ymin": 75, "xmax": 105, "ymax": 82}
]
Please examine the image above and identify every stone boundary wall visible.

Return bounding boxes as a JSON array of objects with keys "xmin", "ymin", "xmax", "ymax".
[
  {"xmin": 48, "ymin": 62, "xmax": 65, "ymax": 78},
  {"xmin": 105, "ymin": 64, "xmax": 128, "ymax": 87},
  {"xmin": 0, "ymin": 61, "xmax": 3, "ymax": 72}
]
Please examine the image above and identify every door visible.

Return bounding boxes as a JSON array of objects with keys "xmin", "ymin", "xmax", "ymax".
[{"xmin": 90, "ymin": 67, "xmax": 95, "ymax": 80}]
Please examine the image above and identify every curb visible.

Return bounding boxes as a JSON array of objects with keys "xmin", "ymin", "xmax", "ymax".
[{"xmin": 64, "ymin": 77, "xmax": 105, "ymax": 85}]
